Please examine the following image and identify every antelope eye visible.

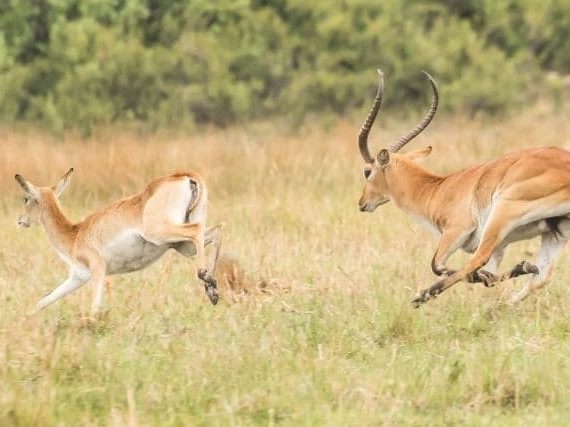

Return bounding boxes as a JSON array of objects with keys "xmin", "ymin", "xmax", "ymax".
[
  {"xmin": 363, "ymin": 167, "xmax": 372, "ymax": 179},
  {"xmin": 23, "ymin": 196, "xmax": 29, "ymax": 204}
]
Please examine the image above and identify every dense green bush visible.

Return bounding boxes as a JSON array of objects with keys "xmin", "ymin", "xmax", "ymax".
[{"xmin": 0, "ymin": 0, "xmax": 568, "ymax": 131}]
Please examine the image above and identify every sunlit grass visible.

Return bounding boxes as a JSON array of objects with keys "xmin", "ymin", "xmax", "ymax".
[{"xmin": 2, "ymin": 107, "xmax": 570, "ymax": 425}]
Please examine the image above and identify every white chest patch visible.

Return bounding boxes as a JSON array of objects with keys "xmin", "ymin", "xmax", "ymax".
[
  {"xmin": 409, "ymin": 213, "xmax": 440, "ymax": 236},
  {"xmin": 55, "ymin": 248, "xmax": 91, "ymax": 279}
]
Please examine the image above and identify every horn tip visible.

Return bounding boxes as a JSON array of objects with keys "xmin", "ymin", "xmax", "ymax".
[
  {"xmin": 421, "ymin": 70, "xmax": 436, "ymax": 83},
  {"xmin": 376, "ymin": 68, "xmax": 385, "ymax": 87}
]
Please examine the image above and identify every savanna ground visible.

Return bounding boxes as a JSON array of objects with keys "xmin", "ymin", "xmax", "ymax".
[{"xmin": 2, "ymin": 106, "xmax": 570, "ymax": 426}]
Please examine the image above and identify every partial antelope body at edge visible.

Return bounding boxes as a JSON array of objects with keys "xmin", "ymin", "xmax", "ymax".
[
  {"xmin": 15, "ymin": 169, "xmax": 223, "ymax": 315},
  {"xmin": 357, "ymin": 68, "xmax": 570, "ymax": 306}
]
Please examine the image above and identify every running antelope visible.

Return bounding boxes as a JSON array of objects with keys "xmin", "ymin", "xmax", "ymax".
[
  {"xmin": 15, "ymin": 169, "xmax": 223, "ymax": 314},
  {"xmin": 358, "ymin": 69, "xmax": 570, "ymax": 306}
]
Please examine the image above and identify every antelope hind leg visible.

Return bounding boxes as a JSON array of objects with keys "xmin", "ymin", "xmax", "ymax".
[
  {"xmin": 171, "ymin": 225, "xmax": 219, "ymax": 256},
  {"xmin": 199, "ymin": 224, "xmax": 224, "ymax": 305}
]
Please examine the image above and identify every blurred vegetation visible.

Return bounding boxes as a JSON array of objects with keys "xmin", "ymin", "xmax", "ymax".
[{"xmin": 1, "ymin": 0, "xmax": 570, "ymax": 131}]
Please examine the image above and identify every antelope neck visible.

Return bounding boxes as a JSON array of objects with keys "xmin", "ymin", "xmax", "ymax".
[
  {"xmin": 388, "ymin": 159, "xmax": 444, "ymax": 226},
  {"xmin": 40, "ymin": 192, "xmax": 78, "ymax": 254}
]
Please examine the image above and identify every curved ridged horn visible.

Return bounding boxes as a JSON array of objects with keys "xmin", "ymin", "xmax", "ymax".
[
  {"xmin": 358, "ymin": 69, "xmax": 385, "ymax": 163},
  {"xmin": 388, "ymin": 71, "xmax": 438, "ymax": 153}
]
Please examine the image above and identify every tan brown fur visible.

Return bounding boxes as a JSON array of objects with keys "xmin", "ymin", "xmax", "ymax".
[
  {"xmin": 16, "ymin": 169, "xmax": 222, "ymax": 315},
  {"xmin": 358, "ymin": 70, "xmax": 570, "ymax": 306},
  {"xmin": 362, "ymin": 145, "xmax": 570, "ymax": 306}
]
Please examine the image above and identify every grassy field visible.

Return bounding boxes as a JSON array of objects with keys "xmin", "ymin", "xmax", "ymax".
[{"xmin": 2, "ymin": 107, "xmax": 570, "ymax": 426}]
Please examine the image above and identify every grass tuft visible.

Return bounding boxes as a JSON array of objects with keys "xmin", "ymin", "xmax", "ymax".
[{"xmin": 2, "ymin": 109, "xmax": 570, "ymax": 425}]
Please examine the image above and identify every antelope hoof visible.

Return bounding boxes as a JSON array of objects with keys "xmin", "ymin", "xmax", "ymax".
[
  {"xmin": 197, "ymin": 268, "xmax": 208, "ymax": 281},
  {"xmin": 471, "ymin": 269, "xmax": 497, "ymax": 287},
  {"xmin": 204, "ymin": 281, "xmax": 219, "ymax": 305},
  {"xmin": 412, "ymin": 281, "xmax": 444, "ymax": 308},
  {"xmin": 466, "ymin": 269, "xmax": 496, "ymax": 287},
  {"xmin": 515, "ymin": 261, "xmax": 539, "ymax": 276},
  {"xmin": 412, "ymin": 290, "xmax": 430, "ymax": 308},
  {"xmin": 198, "ymin": 268, "xmax": 219, "ymax": 305}
]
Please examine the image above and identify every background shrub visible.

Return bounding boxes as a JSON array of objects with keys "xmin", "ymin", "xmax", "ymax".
[{"xmin": 0, "ymin": 0, "xmax": 568, "ymax": 131}]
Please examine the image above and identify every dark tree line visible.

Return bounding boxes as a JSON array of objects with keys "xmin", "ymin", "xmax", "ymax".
[{"xmin": 1, "ymin": 0, "xmax": 569, "ymax": 131}]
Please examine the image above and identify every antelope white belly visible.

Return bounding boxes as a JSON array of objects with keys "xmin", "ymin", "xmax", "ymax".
[{"xmin": 103, "ymin": 229, "xmax": 171, "ymax": 274}]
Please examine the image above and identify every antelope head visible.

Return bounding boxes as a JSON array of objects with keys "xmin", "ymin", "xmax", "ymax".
[
  {"xmin": 15, "ymin": 168, "xmax": 74, "ymax": 227},
  {"xmin": 358, "ymin": 70, "xmax": 439, "ymax": 212}
]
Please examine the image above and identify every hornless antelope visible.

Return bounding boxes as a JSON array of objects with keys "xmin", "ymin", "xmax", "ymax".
[
  {"xmin": 358, "ymin": 69, "xmax": 570, "ymax": 306},
  {"xmin": 15, "ymin": 169, "xmax": 223, "ymax": 314}
]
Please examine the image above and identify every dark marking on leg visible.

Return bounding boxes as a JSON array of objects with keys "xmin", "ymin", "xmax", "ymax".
[
  {"xmin": 431, "ymin": 257, "xmax": 445, "ymax": 276},
  {"xmin": 466, "ymin": 269, "xmax": 497, "ymax": 287},
  {"xmin": 184, "ymin": 179, "xmax": 200, "ymax": 223},
  {"xmin": 198, "ymin": 268, "xmax": 219, "ymax": 305},
  {"xmin": 431, "ymin": 257, "xmax": 456, "ymax": 277},
  {"xmin": 507, "ymin": 260, "xmax": 539, "ymax": 279},
  {"xmin": 412, "ymin": 279, "xmax": 445, "ymax": 307},
  {"xmin": 546, "ymin": 217, "xmax": 563, "ymax": 238},
  {"xmin": 463, "ymin": 261, "xmax": 537, "ymax": 288}
]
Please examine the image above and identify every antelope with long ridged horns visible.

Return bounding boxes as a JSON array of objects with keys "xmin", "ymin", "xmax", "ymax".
[
  {"xmin": 15, "ymin": 168, "xmax": 223, "ymax": 315},
  {"xmin": 358, "ymin": 69, "xmax": 570, "ymax": 306}
]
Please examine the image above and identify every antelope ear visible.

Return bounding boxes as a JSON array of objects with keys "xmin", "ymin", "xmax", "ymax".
[
  {"xmin": 405, "ymin": 146, "xmax": 433, "ymax": 162},
  {"xmin": 15, "ymin": 174, "xmax": 39, "ymax": 199},
  {"xmin": 53, "ymin": 168, "xmax": 74, "ymax": 197},
  {"xmin": 377, "ymin": 149, "xmax": 390, "ymax": 168}
]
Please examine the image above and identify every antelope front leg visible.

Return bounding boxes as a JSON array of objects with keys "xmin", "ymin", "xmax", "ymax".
[
  {"xmin": 35, "ymin": 272, "xmax": 88, "ymax": 312},
  {"xmin": 431, "ymin": 227, "xmax": 473, "ymax": 277},
  {"xmin": 88, "ymin": 257, "xmax": 108, "ymax": 316},
  {"xmin": 483, "ymin": 260, "xmax": 539, "ymax": 286},
  {"xmin": 414, "ymin": 250, "xmax": 497, "ymax": 307},
  {"xmin": 413, "ymin": 206, "xmax": 518, "ymax": 307},
  {"xmin": 466, "ymin": 258, "xmax": 538, "ymax": 287},
  {"xmin": 418, "ymin": 256, "xmax": 541, "ymax": 306},
  {"xmin": 463, "ymin": 249, "xmax": 505, "ymax": 287},
  {"xmin": 433, "ymin": 243, "xmax": 505, "ymax": 287}
]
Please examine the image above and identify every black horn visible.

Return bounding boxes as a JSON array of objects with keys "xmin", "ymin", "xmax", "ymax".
[
  {"xmin": 358, "ymin": 69, "xmax": 385, "ymax": 163},
  {"xmin": 389, "ymin": 71, "xmax": 438, "ymax": 153}
]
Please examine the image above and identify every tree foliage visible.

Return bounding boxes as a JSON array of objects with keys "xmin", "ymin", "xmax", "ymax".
[{"xmin": 0, "ymin": 0, "xmax": 568, "ymax": 131}]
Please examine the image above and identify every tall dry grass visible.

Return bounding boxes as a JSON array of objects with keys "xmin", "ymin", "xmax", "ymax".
[{"xmin": 2, "ymin": 106, "xmax": 570, "ymax": 425}]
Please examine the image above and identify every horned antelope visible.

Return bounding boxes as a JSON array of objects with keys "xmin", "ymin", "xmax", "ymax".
[
  {"xmin": 15, "ymin": 169, "xmax": 223, "ymax": 315},
  {"xmin": 358, "ymin": 69, "xmax": 570, "ymax": 306}
]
